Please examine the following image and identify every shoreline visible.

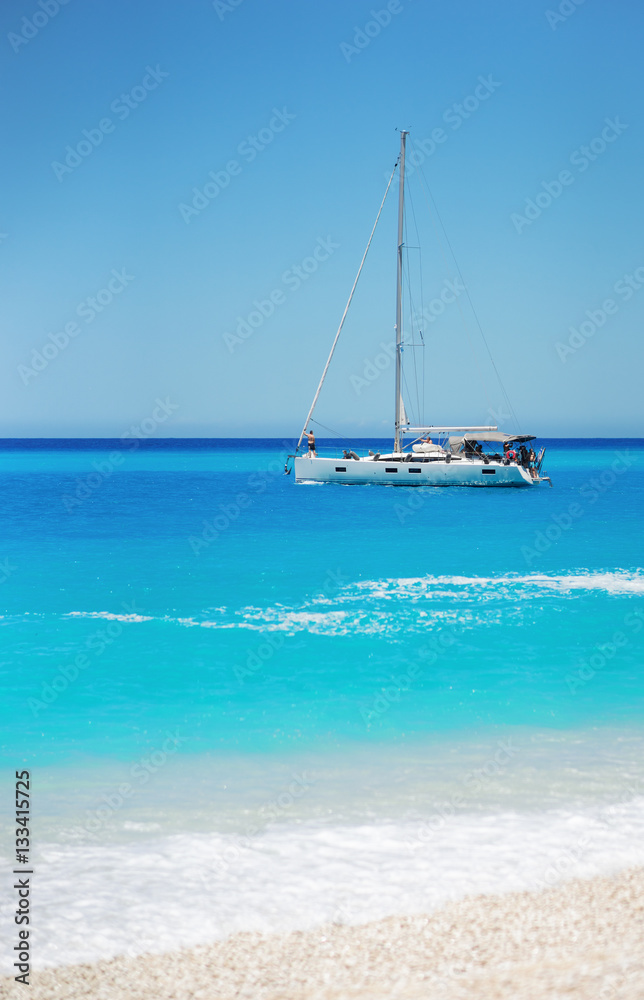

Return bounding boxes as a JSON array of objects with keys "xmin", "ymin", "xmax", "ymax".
[{"xmin": 5, "ymin": 866, "xmax": 643, "ymax": 1000}]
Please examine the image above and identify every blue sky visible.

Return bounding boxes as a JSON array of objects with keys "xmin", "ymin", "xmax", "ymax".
[{"xmin": 1, "ymin": 0, "xmax": 642, "ymax": 437}]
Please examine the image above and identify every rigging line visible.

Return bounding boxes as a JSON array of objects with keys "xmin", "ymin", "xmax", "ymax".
[
  {"xmin": 407, "ymin": 180, "xmax": 426, "ymax": 425},
  {"xmin": 410, "ymin": 143, "xmax": 521, "ymax": 432},
  {"xmin": 423, "ymin": 180, "xmax": 520, "ymax": 432},
  {"xmin": 401, "ymin": 367, "xmax": 416, "ymax": 428},
  {"xmin": 309, "ymin": 417, "xmax": 352, "ymax": 440},
  {"xmin": 401, "ymin": 223, "xmax": 420, "ymax": 424},
  {"xmin": 403, "ymin": 187, "xmax": 423, "ymax": 423},
  {"xmin": 409, "ymin": 151, "xmax": 494, "ymax": 416},
  {"xmin": 296, "ymin": 159, "xmax": 399, "ymax": 454},
  {"xmin": 405, "ymin": 180, "xmax": 423, "ymax": 320},
  {"xmin": 399, "ymin": 233, "xmax": 418, "ymax": 432},
  {"xmin": 406, "ymin": 181, "xmax": 425, "ymax": 332},
  {"xmin": 403, "ymin": 262, "xmax": 422, "ymax": 424},
  {"xmin": 404, "ymin": 192, "xmax": 425, "ymax": 422}
]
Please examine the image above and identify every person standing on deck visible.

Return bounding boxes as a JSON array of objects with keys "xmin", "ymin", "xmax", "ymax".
[
  {"xmin": 528, "ymin": 447, "xmax": 537, "ymax": 478},
  {"xmin": 306, "ymin": 430, "xmax": 317, "ymax": 456}
]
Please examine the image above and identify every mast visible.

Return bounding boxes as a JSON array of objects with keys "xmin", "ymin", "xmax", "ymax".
[{"xmin": 394, "ymin": 130, "xmax": 408, "ymax": 453}]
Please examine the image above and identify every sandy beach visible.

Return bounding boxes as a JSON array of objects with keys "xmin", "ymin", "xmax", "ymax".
[{"xmin": 4, "ymin": 866, "xmax": 642, "ymax": 1000}]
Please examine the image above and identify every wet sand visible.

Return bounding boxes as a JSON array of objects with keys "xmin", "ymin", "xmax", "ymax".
[{"xmin": 3, "ymin": 866, "xmax": 643, "ymax": 1000}]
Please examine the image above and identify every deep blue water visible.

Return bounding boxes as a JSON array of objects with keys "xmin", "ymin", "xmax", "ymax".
[
  {"xmin": 0, "ymin": 438, "xmax": 642, "ymax": 764},
  {"xmin": 1, "ymin": 438, "xmax": 644, "ymax": 967}
]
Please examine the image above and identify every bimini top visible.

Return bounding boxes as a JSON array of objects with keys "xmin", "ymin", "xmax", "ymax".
[{"xmin": 449, "ymin": 432, "xmax": 536, "ymax": 445}]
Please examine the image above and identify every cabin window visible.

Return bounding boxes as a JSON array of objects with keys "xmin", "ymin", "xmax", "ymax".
[
  {"xmin": 481, "ymin": 469, "xmax": 496, "ymax": 475},
  {"xmin": 385, "ymin": 467, "xmax": 398, "ymax": 473},
  {"xmin": 408, "ymin": 468, "xmax": 422, "ymax": 474},
  {"xmin": 335, "ymin": 467, "xmax": 347, "ymax": 473}
]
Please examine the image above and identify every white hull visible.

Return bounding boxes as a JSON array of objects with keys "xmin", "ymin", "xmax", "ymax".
[{"xmin": 294, "ymin": 456, "xmax": 537, "ymax": 487}]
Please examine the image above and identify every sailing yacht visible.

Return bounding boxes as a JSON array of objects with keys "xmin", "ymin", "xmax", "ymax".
[{"xmin": 289, "ymin": 132, "xmax": 551, "ymax": 488}]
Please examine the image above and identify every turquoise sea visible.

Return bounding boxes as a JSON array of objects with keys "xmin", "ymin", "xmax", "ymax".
[{"xmin": 1, "ymin": 438, "xmax": 644, "ymax": 968}]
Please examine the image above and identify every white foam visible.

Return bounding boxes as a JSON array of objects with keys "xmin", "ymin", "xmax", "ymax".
[
  {"xmin": 6, "ymin": 797, "xmax": 644, "ymax": 971},
  {"xmin": 65, "ymin": 611, "xmax": 154, "ymax": 623},
  {"xmin": 348, "ymin": 569, "xmax": 644, "ymax": 599},
  {"xmin": 55, "ymin": 570, "xmax": 644, "ymax": 638}
]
